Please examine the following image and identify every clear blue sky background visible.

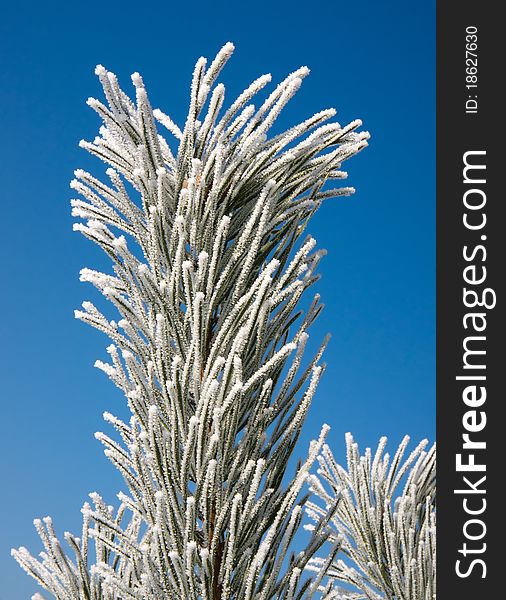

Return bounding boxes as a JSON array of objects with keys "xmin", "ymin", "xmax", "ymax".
[{"xmin": 0, "ymin": 1, "xmax": 434, "ymax": 597}]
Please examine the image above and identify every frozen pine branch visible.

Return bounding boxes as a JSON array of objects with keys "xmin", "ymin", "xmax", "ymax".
[
  {"xmin": 12, "ymin": 43, "xmax": 370, "ymax": 599},
  {"xmin": 305, "ymin": 434, "xmax": 436, "ymax": 600}
]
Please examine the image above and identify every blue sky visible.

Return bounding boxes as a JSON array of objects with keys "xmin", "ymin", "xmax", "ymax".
[{"xmin": 0, "ymin": 1, "xmax": 434, "ymax": 597}]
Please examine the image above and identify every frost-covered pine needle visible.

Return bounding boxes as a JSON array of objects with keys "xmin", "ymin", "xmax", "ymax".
[
  {"xmin": 305, "ymin": 435, "xmax": 436, "ymax": 600},
  {"xmin": 12, "ymin": 43, "xmax": 371, "ymax": 599}
]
